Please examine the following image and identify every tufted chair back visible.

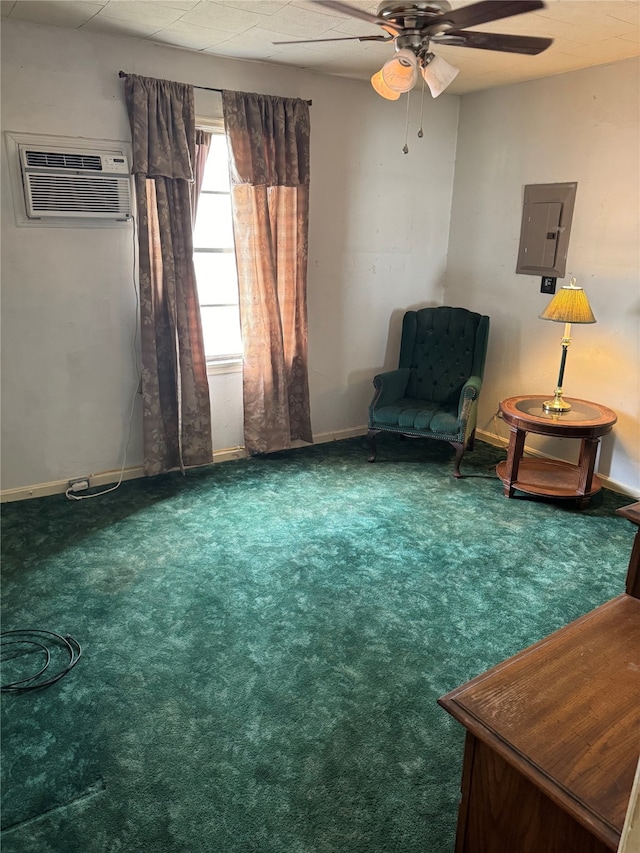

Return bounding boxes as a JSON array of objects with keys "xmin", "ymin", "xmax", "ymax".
[{"xmin": 399, "ymin": 307, "xmax": 489, "ymax": 405}]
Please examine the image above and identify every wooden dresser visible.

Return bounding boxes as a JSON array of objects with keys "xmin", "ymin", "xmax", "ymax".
[
  {"xmin": 439, "ymin": 593, "xmax": 640, "ymax": 852},
  {"xmin": 616, "ymin": 501, "xmax": 640, "ymax": 597}
]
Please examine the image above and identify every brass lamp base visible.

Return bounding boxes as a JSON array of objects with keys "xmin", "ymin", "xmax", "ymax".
[{"xmin": 542, "ymin": 391, "xmax": 571, "ymax": 413}]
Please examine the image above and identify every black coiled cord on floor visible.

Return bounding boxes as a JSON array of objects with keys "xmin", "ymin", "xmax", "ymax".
[{"xmin": 0, "ymin": 629, "xmax": 82, "ymax": 693}]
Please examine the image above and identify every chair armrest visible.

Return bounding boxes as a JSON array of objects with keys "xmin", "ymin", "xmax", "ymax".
[
  {"xmin": 371, "ymin": 368, "xmax": 410, "ymax": 408},
  {"xmin": 458, "ymin": 375, "xmax": 483, "ymax": 419}
]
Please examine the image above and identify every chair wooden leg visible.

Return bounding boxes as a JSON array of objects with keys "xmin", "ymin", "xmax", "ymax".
[
  {"xmin": 367, "ymin": 429, "xmax": 381, "ymax": 462},
  {"xmin": 467, "ymin": 429, "xmax": 476, "ymax": 452},
  {"xmin": 450, "ymin": 442, "xmax": 465, "ymax": 478}
]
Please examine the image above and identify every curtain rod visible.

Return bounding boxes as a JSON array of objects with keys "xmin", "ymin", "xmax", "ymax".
[{"xmin": 118, "ymin": 71, "xmax": 312, "ymax": 105}]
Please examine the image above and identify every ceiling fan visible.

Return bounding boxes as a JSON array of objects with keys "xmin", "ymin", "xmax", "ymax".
[{"xmin": 274, "ymin": 1, "xmax": 553, "ymax": 99}]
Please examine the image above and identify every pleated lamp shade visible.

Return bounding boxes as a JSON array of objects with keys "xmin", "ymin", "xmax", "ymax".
[{"xmin": 539, "ymin": 279, "xmax": 596, "ymax": 324}]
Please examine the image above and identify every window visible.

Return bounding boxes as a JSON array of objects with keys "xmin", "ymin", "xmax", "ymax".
[{"xmin": 193, "ymin": 131, "xmax": 242, "ymax": 362}]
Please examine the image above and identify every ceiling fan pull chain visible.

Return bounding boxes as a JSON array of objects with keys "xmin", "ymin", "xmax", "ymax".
[
  {"xmin": 418, "ymin": 76, "xmax": 426, "ymax": 138},
  {"xmin": 403, "ymin": 90, "xmax": 411, "ymax": 154}
]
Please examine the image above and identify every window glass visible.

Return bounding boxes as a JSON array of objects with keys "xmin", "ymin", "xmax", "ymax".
[
  {"xmin": 201, "ymin": 135, "xmax": 231, "ymax": 192},
  {"xmin": 199, "ymin": 306, "xmax": 242, "ymax": 357},
  {"xmin": 193, "ymin": 130, "xmax": 241, "ymax": 360},
  {"xmin": 192, "ymin": 194, "xmax": 234, "ymax": 249},
  {"xmin": 193, "ymin": 252, "xmax": 239, "ymax": 306}
]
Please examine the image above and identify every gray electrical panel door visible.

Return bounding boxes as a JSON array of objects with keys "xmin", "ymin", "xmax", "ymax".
[{"xmin": 516, "ymin": 182, "xmax": 577, "ymax": 277}]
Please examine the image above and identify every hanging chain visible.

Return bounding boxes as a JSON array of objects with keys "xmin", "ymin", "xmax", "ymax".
[
  {"xmin": 403, "ymin": 90, "xmax": 411, "ymax": 154},
  {"xmin": 418, "ymin": 76, "xmax": 426, "ymax": 138}
]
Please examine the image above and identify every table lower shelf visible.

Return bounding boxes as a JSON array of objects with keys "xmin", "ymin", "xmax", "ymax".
[{"xmin": 496, "ymin": 458, "xmax": 604, "ymax": 500}]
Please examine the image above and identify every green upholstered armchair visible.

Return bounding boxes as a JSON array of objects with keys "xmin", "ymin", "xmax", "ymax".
[{"xmin": 367, "ymin": 306, "xmax": 490, "ymax": 477}]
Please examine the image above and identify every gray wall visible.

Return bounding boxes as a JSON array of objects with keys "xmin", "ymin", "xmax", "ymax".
[
  {"xmin": 2, "ymin": 21, "xmax": 638, "ymax": 497},
  {"xmin": 445, "ymin": 57, "xmax": 639, "ymax": 494},
  {"xmin": 1, "ymin": 20, "xmax": 459, "ymax": 494}
]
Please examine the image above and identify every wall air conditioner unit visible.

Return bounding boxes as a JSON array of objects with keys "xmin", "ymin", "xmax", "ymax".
[{"xmin": 18, "ymin": 145, "xmax": 133, "ymax": 220}]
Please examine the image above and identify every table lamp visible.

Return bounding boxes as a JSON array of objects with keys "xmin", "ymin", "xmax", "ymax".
[{"xmin": 539, "ymin": 278, "xmax": 596, "ymax": 413}]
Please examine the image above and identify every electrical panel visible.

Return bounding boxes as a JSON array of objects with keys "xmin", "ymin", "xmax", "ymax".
[{"xmin": 516, "ymin": 182, "xmax": 577, "ymax": 278}]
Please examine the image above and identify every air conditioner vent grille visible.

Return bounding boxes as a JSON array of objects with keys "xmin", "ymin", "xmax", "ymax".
[
  {"xmin": 24, "ymin": 150, "xmax": 104, "ymax": 171},
  {"xmin": 16, "ymin": 141, "xmax": 132, "ymax": 220},
  {"xmin": 25, "ymin": 174, "xmax": 132, "ymax": 218}
]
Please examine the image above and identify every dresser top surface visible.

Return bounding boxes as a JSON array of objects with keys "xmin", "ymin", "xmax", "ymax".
[{"xmin": 439, "ymin": 595, "xmax": 640, "ymax": 839}]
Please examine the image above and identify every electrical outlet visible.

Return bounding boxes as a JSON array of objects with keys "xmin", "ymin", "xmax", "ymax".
[{"xmin": 68, "ymin": 478, "xmax": 90, "ymax": 493}]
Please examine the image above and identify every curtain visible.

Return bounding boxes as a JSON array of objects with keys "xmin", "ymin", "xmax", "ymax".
[
  {"xmin": 222, "ymin": 90, "xmax": 312, "ymax": 455},
  {"xmin": 125, "ymin": 74, "xmax": 213, "ymax": 476},
  {"xmin": 190, "ymin": 129, "xmax": 212, "ymax": 224}
]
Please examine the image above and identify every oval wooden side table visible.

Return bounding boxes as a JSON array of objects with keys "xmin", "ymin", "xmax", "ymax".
[{"xmin": 496, "ymin": 395, "xmax": 617, "ymax": 509}]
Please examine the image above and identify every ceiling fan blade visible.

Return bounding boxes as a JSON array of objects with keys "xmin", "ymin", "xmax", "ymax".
[
  {"xmin": 272, "ymin": 34, "xmax": 391, "ymax": 44},
  {"xmin": 434, "ymin": 29, "xmax": 553, "ymax": 55},
  {"xmin": 310, "ymin": 0, "xmax": 404, "ymax": 34},
  {"xmin": 438, "ymin": 0, "xmax": 545, "ymax": 30}
]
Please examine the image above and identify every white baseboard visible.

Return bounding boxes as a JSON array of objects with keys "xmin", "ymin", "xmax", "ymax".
[
  {"xmin": 0, "ymin": 426, "xmax": 370, "ymax": 503},
  {"xmin": 3, "ymin": 426, "xmax": 635, "ymax": 503},
  {"xmin": 292, "ymin": 425, "xmax": 368, "ymax": 447},
  {"xmin": 0, "ymin": 466, "xmax": 146, "ymax": 503}
]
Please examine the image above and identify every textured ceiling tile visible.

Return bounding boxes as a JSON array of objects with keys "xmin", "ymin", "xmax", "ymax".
[
  {"xmin": 222, "ymin": 24, "xmax": 295, "ymax": 47},
  {"xmin": 81, "ymin": 16, "xmax": 164, "ymax": 36},
  {"xmin": 560, "ymin": 34, "xmax": 640, "ymax": 60},
  {"xmin": 260, "ymin": 5, "xmax": 346, "ymax": 37},
  {"xmin": 476, "ymin": 2, "xmax": 636, "ymax": 44},
  {"xmin": 618, "ymin": 31, "xmax": 640, "ymax": 45},
  {"xmin": 539, "ymin": 0, "xmax": 637, "ymax": 32},
  {"xmin": 326, "ymin": 16, "xmax": 382, "ymax": 37},
  {"xmin": 264, "ymin": 43, "xmax": 326, "ymax": 62},
  {"xmin": 291, "ymin": 0, "xmax": 378, "ymax": 16},
  {"xmin": 607, "ymin": 2, "xmax": 640, "ymax": 25},
  {"xmin": 295, "ymin": 37, "xmax": 388, "ymax": 63},
  {"xmin": 152, "ymin": 20, "xmax": 232, "ymax": 48},
  {"xmin": 5, "ymin": 0, "xmax": 105, "ymax": 27},
  {"xmin": 340, "ymin": 39, "xmax": 390, "ymax": 59},
  {"xmin": 3, "ymin": 0, "xmax": 640, "ymax": 96},
  {"xmin": 525, "ymin": 51, "xmax": 588, "ymax": 72},
  {"xmin": 179, "ymin": 1, "xmax": 269, "ymax": 32},
  {"xmin": 434, "ymin": 44, "xmax": 496, "ymax": 70},
  {"xmin": 204, "ymin": 41, "xmax": 279, "ymax": 59},
  {"xmin": 471, "ymin": 11, "xmax": 559, "ymax": 37},
  {"xmin": 227, "ymin": 0, "xmax": 290, "ymax": 14},
  {"xmin": 100, "ymin": 0, "xmax": 184, "ymax": 25},
  {"xmin": 574, "ymin": 16, "xmax": 639, "ymax": 41},
  {"xmin": 151, "ymin": 0, "xmax": 201, "ymax": 8}
]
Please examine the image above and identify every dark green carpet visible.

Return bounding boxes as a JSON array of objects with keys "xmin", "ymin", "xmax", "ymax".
[{"xmin": 0, "ymin": 437, "xmax": 633, "ymax": 852}]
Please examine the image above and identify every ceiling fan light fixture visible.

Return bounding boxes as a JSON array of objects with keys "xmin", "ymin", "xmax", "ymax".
[
  {"xmin": 421, "ymin": 53, "xmax": 460, "ymax": 97},
  {"xmin": 381, "ymin": 48, "xmax": 419, "ymax": 93},
  {"xmin": 371, "ymin": 69, "xmax": 401, "ymax": 100}
]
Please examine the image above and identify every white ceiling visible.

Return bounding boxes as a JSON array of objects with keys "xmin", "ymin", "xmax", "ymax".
[{"xmin": 1, "ymin": 0, "xmax": 639, "ymax": 94}]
